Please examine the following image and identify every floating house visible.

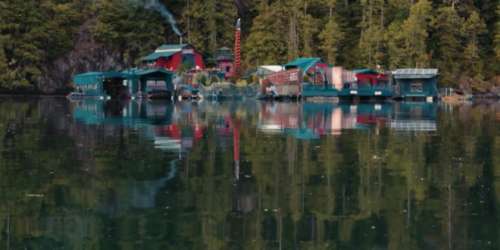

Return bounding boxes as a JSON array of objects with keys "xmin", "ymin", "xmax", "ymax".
[
  {"xmin": 339, "ymin": 69, "xmax": 391, "ymax": 97},
  {"xmin": 392, "ymin": 68, "xmax": 439, "ymax": 101},
  {"xmin": 142, "ymin": 44, "xmax": 205, "ymax": 72},
  {"xmin": 215, "ymin": 47, "xmax": 235, "ymax": 79},
  {"xmin": 73, "ymin": 68, "xmax": 174, "ymax": 99}
]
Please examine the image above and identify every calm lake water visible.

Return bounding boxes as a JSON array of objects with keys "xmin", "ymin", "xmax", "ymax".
[{"xmin": 0, "ymin": 97, "xmax": 498, "ymax": 250}]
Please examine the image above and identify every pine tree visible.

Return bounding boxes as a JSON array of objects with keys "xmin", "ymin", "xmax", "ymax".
[
  {"xmin": 319, "ymin": 17, "xmax": 344, "ymax": 64},
  {"xmin": 244, "ymin": 3, "xmax": 288, "ymax": 66},
  {"xmin": 433, "ymin": 6, "xmax": 463, "ymax": 87},
  {"xmin": 385, "ymin": 20, "xmax": 406, "ymax": 69},
  {"xmin": 462, "ymin": 11, "xmax": 487, "ymax": 81},
  {"xmin": 358, "ymin": 0, "xmax": 386, "ymax": 67},
  {"xmin": 400, "ymin": 0, "xmax": 433, "ymax": 68},
  {"xmin": 301, "ymin": 13, "xmax": 318, "ymax": 56}
]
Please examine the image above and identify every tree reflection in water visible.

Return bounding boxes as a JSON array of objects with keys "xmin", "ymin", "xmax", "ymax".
[{"xmin": 0, "ymin": 97, "xmax": 498, "ymax": 250}]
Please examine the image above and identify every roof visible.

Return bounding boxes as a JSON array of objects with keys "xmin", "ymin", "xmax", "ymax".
[
  {"xmin": 156, "ymin": 44, "xmax": 189, "ymax": 51},
  {"xmin": 284, "ymin": 58, "xmax": 321, "ymax": 72},
  {"xmin": 142, "ymin": 51, "xmax": 178, "ymax": 61},
  {"xmin": 122, "ymin": 68, "xmax": 173, "ymax": 77},
  {"xmin": 352, "ymin": 68, "xmax": 379, "ymax": 75},
  {"xmin": 74, "ymin": 68, "xmax": 174, "ymax": 85},
  {"xmin": 142, "ymin": 44, "xmax": 191, "ymax": 61},
  {"xmin": 393, "ymin": 68, "xmax": 438, "ymax": 79},
  {"xmin": 74, "ymin": 71, "xmax": 127, "ymax": 85},
  {"xmin": 215, "ymin": 47, "xmax": 234, "ymax": 61}
]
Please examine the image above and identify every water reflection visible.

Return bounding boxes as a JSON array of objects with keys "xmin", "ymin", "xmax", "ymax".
[{"xmin": 0, "ymin": 97, "xmax": 498, "ymax": 250}]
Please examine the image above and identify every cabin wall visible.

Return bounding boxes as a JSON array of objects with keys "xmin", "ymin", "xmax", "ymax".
[
  {"xmin": 396, "ymin": 78, "xmax": 438, "ymax": 98},
  {"xmin": 218, "ymin": 60, "xmax": 234, "ymax": 78},
  {"xmin": 154, "ymin": 52, "xmax": 205, "ymax": 71}
]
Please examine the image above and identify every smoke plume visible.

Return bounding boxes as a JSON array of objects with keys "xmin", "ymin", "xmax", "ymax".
[{"xmin": 144, "ymin": 0, "xmax": 182, "ymax": 36}]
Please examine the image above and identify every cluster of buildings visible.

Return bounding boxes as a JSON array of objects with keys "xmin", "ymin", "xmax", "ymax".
[
  {"xmin": 257, "ymin": 58, "xmax": 439, "ymax": 101},
  {"xmin": 72, "ymin": 18, "xmax": 439, "ymax": 102}
]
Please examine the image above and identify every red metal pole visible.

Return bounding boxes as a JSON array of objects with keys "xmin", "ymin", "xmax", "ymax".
[{"xmin": 234, "ymin": 18, "xmax": 241, "ymax": 78}]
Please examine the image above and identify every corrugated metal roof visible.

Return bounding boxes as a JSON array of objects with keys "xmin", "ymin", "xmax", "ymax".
[
  {"xmin": 142, "ymin": 51, "xmax": 178, "ymax": 61},
  {"xmin": 156, "ymin": 44, "xmax": 188, "ymax": 51},
  {"xmin": 122, "ymin": 68, "xmax": 173, "ymax": 77},
  {"xmin": 393, "ymin": 68, "xmax": 438, "ymax": 79},
  {"xmin": 73, "ymin": 71, "xmax": 127, "ymax": 85},
  {"xmin": 285, "ymin": 57, "xmax": 321, "ymax": 72},
  {"xmin": 142, "ymin": 44, "xmax": 192, "ymax": 61}
]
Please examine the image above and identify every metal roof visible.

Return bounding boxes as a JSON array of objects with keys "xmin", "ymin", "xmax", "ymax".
[
  {"xmin": 122, "ymin": 68, "xmax": 173, "ymax": 77},
  {"xmin": 73, "ymin": 71, "xmax": 127, "ymax": 85},
  {"xmin": 142, "ymin": 51, "xmax": 178, "ymax": 61},
  {"xmin": 393, "ymin": 68, "xmax": 438, "ymax": 79},
  {"xmin": 284, "ymin": 57, "xmax": 321, "ymax": 72},
  {"xmin": 142, "ymin": 44, "xmax": 191, "ymax": 61},
  {"xmin": 156, "ymin": 44, "xmax": 188, "ymax": 51},
  {"xmin": 215, "ymin": 47, "xmax": 234, "ymax": 61}
]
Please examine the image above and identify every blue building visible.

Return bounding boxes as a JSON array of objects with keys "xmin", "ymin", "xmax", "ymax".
[
  {"xmin": 392, "ymin": 68, "xmax": 439, "ymax": 101},
  {"xmin": 73, "ymin": 68, "xmax": 174, "ymax": 99}
]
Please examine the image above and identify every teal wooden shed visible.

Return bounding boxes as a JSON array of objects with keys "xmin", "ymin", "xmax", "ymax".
[
  {"xmin": 392, "ymin": 69, "xmax": 439, "ymax": 100},
  {"xmin": 73, "ymin": 68, "xmax": 174, "ymax": 99}
]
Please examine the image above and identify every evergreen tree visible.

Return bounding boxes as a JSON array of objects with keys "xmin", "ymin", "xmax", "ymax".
[
  {"xmin": 433, "ymin": 6, "xmax": 463, "ymax": 87},
  {"xmin": 319, "ymin": 17, "xmax": 344, "ymax": 64},
  {"xmin": 400, "ymin": 0, "xmax": 433, "ymax": 68},
  {"xmin": 300, "ymin": 13, "xmax": 318, "ymax": 56},
  {"xmin": 358, "ymin": 0, "xmax": 386, "ymax": 67},
  {"xmin": 244, "ymin": 3, "xmax": 288, "ymax": 66},
  {"xmin": 385, "ymin": 20, "xmax": 406, "ymax": 69},
  {"xmin": 462, "ymin": 11, "xmax": 487, "ymax": 81}
]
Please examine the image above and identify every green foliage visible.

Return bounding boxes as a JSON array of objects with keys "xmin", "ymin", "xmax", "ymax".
[
  {"xmin": 92, "ymin": 0, "xmax": 166, "ymax": 65},
  {"xmin": 243, "ymin": 3, "xmax": 288, "ymax": 66},
  {"xmin": 400, "ymin": 0, "xmax": 433, "ymax": 68},
  {"xmin": 433, "ymin": 7, "xmax": 463, "ymax": 87},
  {"xmin": 0, "ymin": 0, "xmax": 83, "ymax": 90},
  {"xmin": 462, "ymin": 11, "xmax": 487, "ymax": 81},
  {"xmin": 0, "ymin": 0, "xmax": 498, "ymax": 92},
  {"xmin": 319, "ymin": 17, "xmax": 344, "ymax": 64}
]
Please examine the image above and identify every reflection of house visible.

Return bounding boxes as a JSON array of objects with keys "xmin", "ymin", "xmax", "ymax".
[
  {"xmin": 393, "ymin": 68, "xmax": 439, "ymax": 100},
  {"xmin": 389, "ymin": 103, "xmax": 438, "ymax": 132},
  {"xmin": 142, "ymin": 44, "xmax": 205, "ymax": 71},
  {"xmin": 257, "ymin": 103, "xmax": 300, "ymax": 133}
]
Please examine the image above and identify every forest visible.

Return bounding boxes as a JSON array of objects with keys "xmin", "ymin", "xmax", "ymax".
[{"xmin": 0, "ymin": 0, "xmax": 499, "ymax": 93}]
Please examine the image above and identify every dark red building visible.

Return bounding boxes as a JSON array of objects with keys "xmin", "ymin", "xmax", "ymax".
[{"xmin": 142, "ymin": 44, "xmax": 205, "ymax": 72}]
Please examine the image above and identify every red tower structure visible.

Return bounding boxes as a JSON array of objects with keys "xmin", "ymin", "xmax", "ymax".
[{"xmin": 233, "ymin": 18, "xmax": 241, "ymax": 78}]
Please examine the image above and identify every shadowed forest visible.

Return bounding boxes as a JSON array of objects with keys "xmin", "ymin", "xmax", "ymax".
[{"xmin": 0, "ymin": 0, "xmax": 499, "ymax": 93}]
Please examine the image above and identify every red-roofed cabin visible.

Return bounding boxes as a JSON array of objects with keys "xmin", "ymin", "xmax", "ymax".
[{"xmin": 142, "ymin": 44, "xmax": 205, "ymax": 72}]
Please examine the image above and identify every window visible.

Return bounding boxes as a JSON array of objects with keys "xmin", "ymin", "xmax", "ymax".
[
  {"xmin": 182, "ymin": 54, "xmax": 195, "ymax": 69},
  {"xmin": 226, "ymin": 66, "xmax": 231, "ymax": 73},
  {"xmin": 411, "ymin": 82, "xmax": 423, "ymax": 92}
]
